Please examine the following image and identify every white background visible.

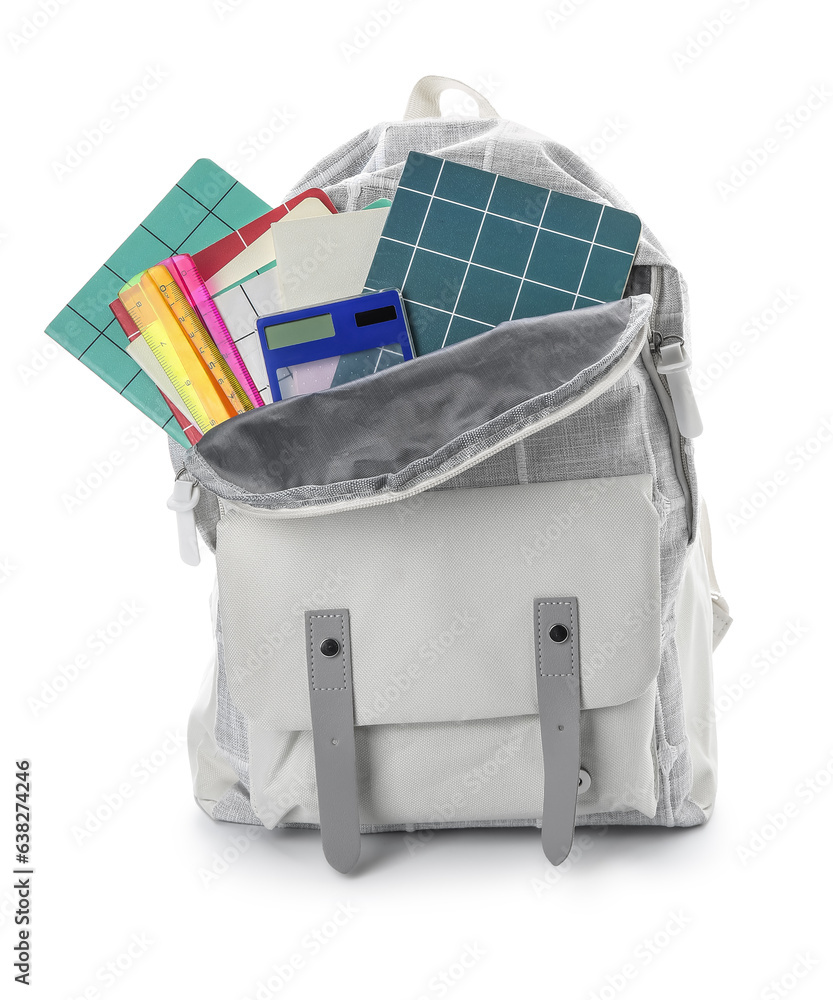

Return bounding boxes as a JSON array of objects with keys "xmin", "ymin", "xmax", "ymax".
[{"xmin": 3, "ymin": 0, "xmax": 832, "ymax": 997}]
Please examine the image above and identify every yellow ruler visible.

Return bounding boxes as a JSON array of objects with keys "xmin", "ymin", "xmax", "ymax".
[
  {"xmin": 148, "ymin": 264, "xmax": 253, "ymax": 415},
  {"xmin": 118, "ymin": 275, "xmax": 234, "ymax": 433}
]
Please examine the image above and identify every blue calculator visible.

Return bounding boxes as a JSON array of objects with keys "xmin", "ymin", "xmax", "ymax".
[{"xmin": 256, "ymin": 289, "xmax": 416, "ymax": 401}]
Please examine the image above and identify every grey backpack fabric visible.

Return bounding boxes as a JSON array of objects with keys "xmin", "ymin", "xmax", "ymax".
[{"xmin": 172, "ymin": 76, "xmax": 731, "ymax": 872}]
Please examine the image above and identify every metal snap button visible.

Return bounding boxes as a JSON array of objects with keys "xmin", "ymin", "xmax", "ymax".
[
  {"xmin": 320, "ymin": 638, "xmax": 341, "ymax": 657},
  {"xmin": 549, "ymin": 624, "xmax": 569, "ymax": 643},
  {"xmin": 578, "ymin": 768, "xmax": 591, "ymax": 794}
]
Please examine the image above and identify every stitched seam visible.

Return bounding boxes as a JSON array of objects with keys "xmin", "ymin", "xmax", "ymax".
[
  {"xmin": 308, "ymin": 613, "xmax": 347, "ymax": 691},
  {"xmin": 536, "ymin": 600, "xmax": 575, "ymax": 677}
]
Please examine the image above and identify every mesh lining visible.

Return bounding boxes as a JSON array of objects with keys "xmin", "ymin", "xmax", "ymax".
[{"xmin": 186, "ymin": 297, "xmax": 644, "ymax": 507}]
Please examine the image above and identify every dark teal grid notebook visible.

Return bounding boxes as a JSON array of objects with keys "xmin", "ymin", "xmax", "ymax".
[
  {"xmin": 364, "ymin": 152, "xmax": 642, "ymax": 356},
  {"xmin": 45, "ymin": 159, "xmax": 270, "ymax": 445}
]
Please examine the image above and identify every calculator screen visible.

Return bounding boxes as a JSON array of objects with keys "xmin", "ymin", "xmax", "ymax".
[{"xmin": 263, "ymin": 312, "xmax": 336, "ymax": 350}]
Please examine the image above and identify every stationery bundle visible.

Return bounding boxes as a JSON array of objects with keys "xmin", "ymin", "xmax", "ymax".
[{"xmin": 47, "ymin": 153, "xmax": 641, "ymax": 444}]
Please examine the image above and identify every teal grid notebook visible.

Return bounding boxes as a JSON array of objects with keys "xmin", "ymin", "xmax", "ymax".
[
  {"xmin": 364, "ymin": 152, "xmax": 642, "ymax": 355},
  {"xmin": 45, "ymin": 159, "xmax": 270, "ymax": 446}
]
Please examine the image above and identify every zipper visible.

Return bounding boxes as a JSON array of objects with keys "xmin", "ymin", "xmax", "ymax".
[
  {"xmin": 645, "ymin": 267, "xmax": 697, "ymax": 538},
  {"xmin": 648, "ymin": 268, "xmax": 702, "ymax": 437}
]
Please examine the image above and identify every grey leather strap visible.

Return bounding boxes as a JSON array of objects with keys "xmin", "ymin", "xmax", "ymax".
[
  {"xmin": 305, "ymin": 610, "xmax": 361, "ymax": 873},
  {"xmin": 534, "ymin": 598, "xmax": 582, "ymax": 866}
]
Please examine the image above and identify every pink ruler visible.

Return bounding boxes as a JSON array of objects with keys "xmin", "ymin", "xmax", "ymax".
[{"xmin": 166, "ymin": 254, "xmax": 265, "ymax": 408}]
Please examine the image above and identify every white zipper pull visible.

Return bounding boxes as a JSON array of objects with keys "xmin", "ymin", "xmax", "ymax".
[
  {"xmin": 167, "ymin": 476, "xmax": 201, "ymax": 566},
  {"xmin": 657, "ymin": 341, "xmax": 703, "ymax": 439}
]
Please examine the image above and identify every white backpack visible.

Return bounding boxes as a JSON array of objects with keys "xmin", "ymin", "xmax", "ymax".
[{"xmin": 173, "ymin": 76, "xmax": 732, "ymax": 872}]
